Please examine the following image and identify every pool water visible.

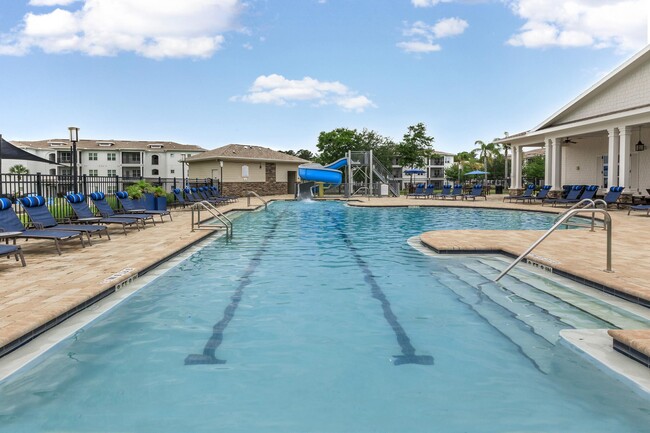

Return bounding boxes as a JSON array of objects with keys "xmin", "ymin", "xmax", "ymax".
[{"xmin": 1, "ymin": 201, "xmax": 649, "ymax": 432}]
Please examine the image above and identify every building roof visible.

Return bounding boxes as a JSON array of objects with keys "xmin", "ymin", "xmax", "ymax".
[
  {"xmin": 12, "ymin": 139, "xmax": 206, "ymax": 152},
  {"xmin": 186, "ymin": 144, "xmax": 309, "ymax": 163}
]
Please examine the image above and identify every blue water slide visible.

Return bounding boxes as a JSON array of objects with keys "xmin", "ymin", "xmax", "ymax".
[{"xmin": 298, "ymin": 157, "xmax": 348, "ymax": 185}]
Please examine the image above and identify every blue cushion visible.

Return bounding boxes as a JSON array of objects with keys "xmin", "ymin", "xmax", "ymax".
[
  {"xmin": 66, "ymin": 193, "xmax": 85, "ymax": 203},
  {"xmin": 587, "ymin": 185, "xmax": 598, "ymax": 191},
  {"xmin": 0, "ymin": 197, "xmax": 12, "ymax": 210},
  {"xmin": 542, "ymin": 185, "xmax": 552, "ymax": 190},
  {"xmin": 610, "ymin": 186, "xmax": 624, "ymax": 192},
  {"xmin": 90, "ymin": 192, "xmax": 105, "ymax": 200},
  {"xmin": 191, "ymin": 187, "xmax": 198, "ymax": 192},
  {"xmin": 184, "ymin": 187, "xmax": 191, "ymax": 193},
  {"xmin": 116, "ymin": 191, "xmax": 129, "ymax": 199},
  {"xmin": 572, "ymin": 185, "xmax": 582, "ymax": 190},
  {"xmin": 173, "ymin": 188, "xmax": 181, "ymax": 194},
  {"xmin": 20, "ymin": 195, "xmax": 46, "ymax": 207},
  {"xmin": 527, "ymin": 184, "xmax": 535, "ymax": 189}
]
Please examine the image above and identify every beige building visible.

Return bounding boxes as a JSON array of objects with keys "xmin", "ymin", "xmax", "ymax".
[{"xmin": 186, "ymin": 144, "xmax": 308, "ymax": 196}]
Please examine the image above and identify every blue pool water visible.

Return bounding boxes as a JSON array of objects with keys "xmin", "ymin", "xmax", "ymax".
[{"xmin": 1, "ymin": 201, "xmax": 649, "ymax": 432}]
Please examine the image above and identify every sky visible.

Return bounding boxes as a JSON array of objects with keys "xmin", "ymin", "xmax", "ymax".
[{"xmin": 0, "ymin": 0, "xmax": 648, "ymax": 156}]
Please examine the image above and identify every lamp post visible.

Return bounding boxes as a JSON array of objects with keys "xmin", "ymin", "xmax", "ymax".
[{"xmin": 68, "ymin": 126, "xmax": 79, "ymax": 193}]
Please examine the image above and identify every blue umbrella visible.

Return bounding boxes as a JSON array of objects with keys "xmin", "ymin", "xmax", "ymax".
[
  {"xmin": 466, "ymin": 170, "xmax": 489, "ymax": 175},
  {"xmin": 403, "ymin": 168, "xmax": 426, "ymax": 175}
]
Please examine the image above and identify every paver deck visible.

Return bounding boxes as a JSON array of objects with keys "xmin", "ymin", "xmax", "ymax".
[{"xmin": 2, "ymin": 193, "xmax": 650, "ymax": 363}]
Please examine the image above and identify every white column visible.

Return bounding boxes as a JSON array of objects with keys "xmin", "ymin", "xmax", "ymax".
[
  {"xmin": 619, "ymin": 126, "xmax": 632, "ymax": 190},
  {"xmin": 550, "ymin": 137, "xmax": 562, "ymax": 190},
  {"xmin": 607, "ymin": 127, "xmax": 619, "ymax": 188},
  {"xmin": 544, "ymin": 139, "xmax": 552, "ymax": 186},
  {"xmin": 509, "ymin": 146, "xmax": 516, "ymax": 186}
]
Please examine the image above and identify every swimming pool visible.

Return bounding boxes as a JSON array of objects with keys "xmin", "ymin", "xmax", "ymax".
[{"xmin": 1, "ymin": 201, "xmax": 649, "ymax": 432}]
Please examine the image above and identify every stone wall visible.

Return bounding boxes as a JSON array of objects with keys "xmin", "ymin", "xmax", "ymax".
[{"xmin": 221, "ymin": 163, "xmax": 289, "ymax": 197}]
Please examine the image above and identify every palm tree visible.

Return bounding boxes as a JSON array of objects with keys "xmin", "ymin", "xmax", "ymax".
[
  {"xmin": 9, "ymin": 164, "xmax": 29, "ymax": 175},
  {"xmin": 454, "ymin": 151, "xmax": 476, "ymax": 182},
  {"xmin": 473, "ymin": 140, "xmax": 498, "ymax": 183}
]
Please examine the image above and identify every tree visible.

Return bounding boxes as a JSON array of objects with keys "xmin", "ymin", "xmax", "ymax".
[
  {"xmin": 473, "ymin": 140, "xmax": 499, "ymax": 182},
  {"xmin": 315, "ymin": 128, "xmax": 362, "ymax": 164},
  {"xmin": 296, "ymin": 149, "xmax": 315, "ymax": 161},
  {"xmin": 522, "ymin": 155, "xmax": 545, "ymax": 183},
  {"xmin": 453, "ymin": 151, "xmax": 478, "ymax": 182},
  {"xmin": 395, "ymin": 123, "xmax": 434, "ymax": 169},
  {"xmin": 9, "ymin": 164, "xmax": 29, "ymax": 175}
]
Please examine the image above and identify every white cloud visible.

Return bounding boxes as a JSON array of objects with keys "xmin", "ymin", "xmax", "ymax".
[
  {"xmin": 398, "ymin": 18, "xmax": 468, "ymax": 54},
  {"xmin": 232, "ymin": 74, "xmax": 376, "ymax": 112},
  {"xmin": 0, "ymin": 0, "xmax": 243, "ymax": 59},
  {"xmin": 411, "ymin": 0, "xmax": 442, "ymax": 7},
  {"xmin": 506, "ymin": 0, "xmax": 647, "ymax": 52},
  {"xmin": 29, "ymin": 0, "xmax": 78, "ymax": 5}
]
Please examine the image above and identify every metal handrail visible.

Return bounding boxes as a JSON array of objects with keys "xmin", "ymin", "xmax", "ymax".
[
  {"xmin": 246, "ymin": 191, "xmax": 268, "ymax": 210},
  {"xmin": 554, "ymin": 198, "xmax": 608, "ymax": 231},
  {"xmin": 191, "ymin": 201, "xmax": 233, "ymax": 237},
  {"xmin": 495, "ymin": 208, "xmax": 612, "ymax": 281}
]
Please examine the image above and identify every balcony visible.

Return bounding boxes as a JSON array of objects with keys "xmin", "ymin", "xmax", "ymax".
[{"xmin": 122, "ymin": 152, "xmax": 141, "ymax": 165}]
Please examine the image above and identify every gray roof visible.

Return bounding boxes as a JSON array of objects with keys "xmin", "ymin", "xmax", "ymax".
[
  {"xmin": 187, "ymin": 144, "xmax": 309, "ymax": 163},
  {"xmin": 12, "ymin": 139, "xmax": 206, "ymax": 152}
]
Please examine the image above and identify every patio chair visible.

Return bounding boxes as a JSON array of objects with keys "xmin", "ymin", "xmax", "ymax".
[
  {"xmin": 197, "ymin": 187, "xmax": 229, "ymax": 205},
  {"xmin": 503, "ymin": 184, "xmax": 534, "ymax": 203},
  {"xmin": 462, "ymin": 184, "xmax": 487, "ymax": 201},
  {"xmin": 407, "ymin": 184, "xmax": 425, "ymax": 198},
  {"xmin": 443, "ymin": 184, "xmax": 464, "ymax": 200},
  {"xmin": 89, "ymin": 192, "xmax": 155, "ymax": 228},
  {"xmin": 599, "ymin": 186, "xmax": 624, "ymax": 208},
  {"xmin": 530, "ymin": 185, "xmax": 552, "ymax": 203},
  {"xmin": 19, "ymin": 195, "xmax": 111, "ymax": 245},
  {"xmin": 410, "ymin": 184, "xmax": 434, "ymax": 199},
  {"xmin": 628, "ymin": 203, "xmax": 650, "ymax": 216},
  {"xmin": 550, "ymin": 185, "xmax": 598, "ymax": 207},
  {"xmin": 172, "ymin": 188, "xmax": 190, "ymax": 207},
  {"xmin": 115, "ymin": 191, "xmax": 172, "ymax": 222},
  {"xmin": 0, "ymin": 197, "xmax": 84, "ymax": 255},
  {"xmin": 432, "ymin": 184, "xmax": 452, "ymax": 199},
  {"xmin": 543, "ymin": 185, "xmax": 583, "ymax": 206},
  {"xmin": 207, "ymin": 186, "xmax": 237, "ymax": 203},
  {"xmin": 66, "ymin": 193, "xmax": 140, "ymax": 235},
  {"xmin": 0, "ymin": 243, "xmax": 26, "ymax": 267},
  {"xmin": 184, "ymin": 187, "xmax": 204, "ymax": 203}
]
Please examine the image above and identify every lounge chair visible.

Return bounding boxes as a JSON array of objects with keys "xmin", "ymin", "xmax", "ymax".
[
  {"xmin": 206, "ymin": 186, "xmax": 237, "ymax": 203},
  {"xmin": 66, "ymin": 193, "xmax": 140, "ymax": 235},
  {"xmin": 172, "ymin": 188, "xmax": 190, "ymax": 207},
  {"xmin": 89, "ymin": 192, "xmax": 155, "ymax": 227},
  {"xmin": 184, "ymin": 187, "xmax": 204, "ymax": 203},
  {"xmin": 410, "ymin": 184, "xmax": 434, "ymax": 199},
  {"xmin": 530, "ymin": 185, "xmax": 552, "ymax": 203},
  {"xmin": 0, "ymin": 197, "xmax": 84, "ymax": 254},
  {"xmin": 196, "ymin": 187, "xmax": 229, "ymax": 205},
  {"xmin": 433, "ymin": 184, "xmax": 452, "ymax": 199},
  {"xmin": 444, "ymin": 184, "xmax": 464, "ymax": 200},
  {"xmin": 0, "ymin": 243, "xmax": 26, "ymax": 266},
  {"xmin": 628, "ymin": 204, "xmax": 650, "ymax": 216},
  {"xmin": 115, "ymin": 191, "xmax": 172, "ymax": 222},
  {"xmin": 19, "ymin": 195, "xmax": 111, "ymax": 245},
  {"xmin": 550, "ymin": 185, "xmax": 598, "ymax": 207},
  {"xmin": 543, "ymin": 185, "xmax": 583, "ymax": 206},
  {"xmin": 503, "ymin": 184, "xmax": 534, "ymax": 203},
  {"xmin": 407, "ymin": 184, "xmax": 425, "ymax": 198},
  {"xmin": 599, "ymin": 186, "xmax": 624, "ymax": 208},
  {"xmin": 462, "ymin": 184, "xmax": 487, "ymax": 201}
]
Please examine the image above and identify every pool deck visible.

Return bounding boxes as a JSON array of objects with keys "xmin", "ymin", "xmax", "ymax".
[{"xmin": 2, "ymin": 193, "xmax": 650, "ymax": 375}]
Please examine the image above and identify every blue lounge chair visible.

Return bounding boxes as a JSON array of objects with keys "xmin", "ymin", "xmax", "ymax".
[
  {"xmin": 0, "ymin": 243, "xmax": 26, "ymax": 267},
  {"xmin": 407, "ymin": 183, "xmax": 425, "ymax": 198},
  {"xmin": 462, "ymin": 184, "xmax": 486, "ymax": 201},
  {"xmin": 551, "ymin": 185, "xmax": 598, "ymax": 207},
  {"xmin": 0, "ymin": 197, "xmax": 84, "ymax": 255},
  {"xmin": 629, "ymin": 204, "xmax": 650, "ymax": 216},
  {"xmin": 115, "ymin": 191, "xmax": 172, "ymax": 222},
  {"xmin": 172, "ymin": 188, "xmax": 189, "ymax": 207},
  {"xmin": 207, "ymin": 186, "xmax": 237, "ymax": 203},
  {"xmin": 530, "ymin": 185, "xmax": 552, "ymax": 203},
  {"xmin": 600, "ymin": 186, "xmax": 624, "ymax": 208},
  {"xmin": 66, "ymin": 193, "xmax": 140, "ymax": 235},
  {"xmin": 197, "ymin": 187, "xmax": 229, "ymax": 205},
  {"xmin": 184, "ymin": 187, "xmax": 204, "ymax": 203},
  {"xmin": 433, "ymin": 184, "xmax": 452, "ymax": 199},
  {"xmin": 19, "ymin": 195, "xmax": 110, "ymax": 245},
  {"xmin": 89, "ymin": 192, "xmax": 155, "ymax": 227},
  {"xmin": 503, "ymin": 184, "xmax": 534, "ymax": 203},
  {"xmin": 543, "ymin": 185, "xmax": 583, "ymax": 206},
  {"xmin": 411, "ymin": 184, "xmax": 434, "ymax": 199},
  {"xmin": 444, "ymin": 184, "xmax": 464, "ymax": 200}
]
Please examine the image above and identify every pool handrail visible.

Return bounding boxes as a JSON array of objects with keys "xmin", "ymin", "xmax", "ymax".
[
  {"xmin": 246, "ymin": 191, "xmax": 268, "ymax": 210},
  {"xmin": 191, "ymin": 201, "xmax": 233, "ymax": 237},
  {"xmin": 495, "ymin": 207, "xmax": 612, "ymax": 282}
]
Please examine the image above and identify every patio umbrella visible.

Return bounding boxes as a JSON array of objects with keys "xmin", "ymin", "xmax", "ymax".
[
  {"xmin": 466, "ymin": 170, "xmax": 489, "ymax": 175},
  {"xmin": 403, "ymin": 168, "xmax": 426, "ymax": 190},
  {"xmin": 1, "ymin": 137, "xmax": 60, "ymax": 194}
]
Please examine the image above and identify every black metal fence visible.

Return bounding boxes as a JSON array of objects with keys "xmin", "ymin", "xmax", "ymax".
[{"xmin": 0, "ymin": 174, "xmax": 214, "ymax": 221}]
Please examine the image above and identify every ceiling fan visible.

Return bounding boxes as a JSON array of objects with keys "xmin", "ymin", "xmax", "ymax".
[{"xmin": 563, "ymin": 137, "xmax": 577, "ymax": 144}]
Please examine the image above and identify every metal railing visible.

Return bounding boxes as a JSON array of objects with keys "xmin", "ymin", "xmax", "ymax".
[
  {"xmin": 553, "ymin": 198, "xmax": 608, "ymax": 231},
  {"xmin": 495, "ymin": 207, "xmax": 613, "ymax": 281},
  {"xmin": 190, "ymin": 201, "xmax": 233, "ymax": 237},
  {"xmin": 246, "ymin": 191, "xmax": 268, "ymax": 210}
]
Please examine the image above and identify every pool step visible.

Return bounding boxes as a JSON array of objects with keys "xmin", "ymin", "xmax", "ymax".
[
  {"xmin": 474, "ymin": 258, "xmax": 650, "ymax": 330},
  {"xmin": 437, "ymin": 268, "xmax": 555, "ymax": 373},
  {"xmin": 445, "ymin": 264, "xmax": 568, "ymax": 345}
]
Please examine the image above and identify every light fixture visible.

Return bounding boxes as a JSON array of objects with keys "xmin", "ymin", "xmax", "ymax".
[
  {"xmin": 68, "ymin": 126, "xmax": 79, "ymax": 193},
  {"xmin": 635, "ymin": 125, "xmax": 645, "ymax": 152},
  {"xmin": 68, "ymin": 126, "xmax": 79, "ymax": 143}
]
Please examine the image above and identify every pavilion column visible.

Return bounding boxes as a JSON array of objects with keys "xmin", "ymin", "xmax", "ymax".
[
  {"xmin": 607, "ymin": 127, "xmax": 619, "ymax": 188},
  {"xmin": 509, "ymin": 145, "xmax": 517, "ymax": 187},
  {"xmin": 544, "ymin": 139, "xmax": 552, "ymax": 186},
  {"xmin": 618, "ymin": 126, "xmax": 633, "ymax": 191},
  {"xmin": 550, "ymin": 137, "xmax": 562, "ymax": 190},
  {"xmin": 512, "ymin": 146, "xmax": 522, "ymax": 188}
]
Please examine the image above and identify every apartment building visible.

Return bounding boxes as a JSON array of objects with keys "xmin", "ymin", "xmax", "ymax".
[{"xmin": 392, "ymin": 151, "xmax": 456, "ymax": 189}]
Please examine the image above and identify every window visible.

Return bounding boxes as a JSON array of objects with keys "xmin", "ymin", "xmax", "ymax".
[
  {"xmin": 49, "ymin": 169, "xmax": 56, "ymax": 175},
  {"xmin": 170, "ymin": 169, "xmax": 175, "ymax": 174},
  {"xmin": 88, "ymin": 152, "xmax": 98, "ymax": 161},
  {"xmin": 59, "ymin": 151, "xmax": 71, "ymax": 163},
  {"xmin": 98, "ymin": 142, "xmax": 114, "ymax": 147},
  {"xmin": 151, "ymin": 155, "xmax": 159, "ymax": 165},
  {"xmin": 48, "ymin": 153, "xmax": 56, "ymax": 162},
  {"xmin": 122, "ymin": 152, "xmax": 141, "ymax": 164},
  {"xmin": 89, "ymin": 169, "xmax": 98, "ymax": 176},
  {"xmin": 107, "ymin": 169, "xmax": 117, "ymax": 176},
  {"xmin": 107, "ymin": 153, "xmax": 116, "ymax": 161},
  {"xmin": 152, "ymin": 169, "xmax": 159, "ymax": 175}
]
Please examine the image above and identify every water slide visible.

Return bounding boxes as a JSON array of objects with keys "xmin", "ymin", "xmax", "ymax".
[{"xmin": 298, "ymin": 157, "xmax": 348, "ymax": 185}]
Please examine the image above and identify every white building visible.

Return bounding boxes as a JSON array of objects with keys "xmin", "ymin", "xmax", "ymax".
[
  {"xmin": 498, "ymin": 45, "xmax": 650, "ymax": 198},
  {"xmin": 392, "ymin": 151, "xmax": 456, "ymax": 189},
  {"xmin": 11, "ymin": 139, "xmax": 206, "ymax": 179}
]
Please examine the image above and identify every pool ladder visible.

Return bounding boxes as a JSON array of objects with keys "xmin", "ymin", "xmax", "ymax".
[
  {"xmin": 495, "ymin": 199, "xmax": 612, "ymax": 281},
  {"xmin": 191, "ymin": 201, "xmax": 233, "ymax": 237},
  {"xmin": 247, "ymin": 191, "xmax": 268, "ymax": 210}
]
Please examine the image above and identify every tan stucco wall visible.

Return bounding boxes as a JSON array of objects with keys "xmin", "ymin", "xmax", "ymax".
[
  {"xmin": 188, "ymin": 160, "xmax": 302, "ymax": 183},
  {"xmin": 275, "ymin": 162, "xmax": 301, "ymax": 182}
]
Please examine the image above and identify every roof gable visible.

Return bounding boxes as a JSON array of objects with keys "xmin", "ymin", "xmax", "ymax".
[{"xmin": 187, "ymin": 144, "xmax": 309, "ymax": 163}]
